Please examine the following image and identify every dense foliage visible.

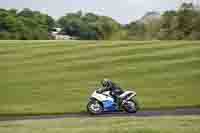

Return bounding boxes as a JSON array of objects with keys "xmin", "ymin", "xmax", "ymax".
[
  {"xmin": 126, "ymin": 3, "xmax": 200, "ymax": 40},
  {"xmin": 58, "ymin": 11, "xmax": 122, "ymax": 40},
  {"xmin": 157, "ymin": 3, "xmax": 200, "ymax": 40},
  {"xmin": 0, "ymin": 3, "xmax": 200, "ymax": 40},
  {"xmin": 0, "ymin": 8, "xmax": 55, "ymax": 40}
]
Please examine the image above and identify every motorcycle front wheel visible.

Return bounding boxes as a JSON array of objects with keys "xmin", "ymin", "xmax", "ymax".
[{"xmin": 87, "ymin": 100, "xmax": 103, "ymax": 115}]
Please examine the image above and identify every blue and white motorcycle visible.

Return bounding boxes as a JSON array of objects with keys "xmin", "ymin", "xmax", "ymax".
[{"xmin": 87, "ymin": 88, "xmax": 139, "ymax": 115}]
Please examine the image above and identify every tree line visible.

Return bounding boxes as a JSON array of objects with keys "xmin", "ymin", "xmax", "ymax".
[
  {"xmin": 0, "ymin": 3, "xmax": 200, "ymax": 40},
  {"xmin": 0, "ymin": 8, "xmax": 55, "ymax": 40},
  {"xmin": 125, "ymin": 3, "xmax": 200, "ymax": 40}
]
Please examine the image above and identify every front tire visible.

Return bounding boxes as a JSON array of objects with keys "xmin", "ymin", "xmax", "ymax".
[
  {"xmin": 123, "ymin": 99, "xmax": 139, "ymax": 113},
  {"xmin": 87, "ymin": 100, "xmax": 103, "ymax": 115}
]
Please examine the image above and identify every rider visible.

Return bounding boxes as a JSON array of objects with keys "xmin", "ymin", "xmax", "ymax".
[{"xmin": 97, "ymin": 79, "xmax": 124, "ymax": 105}]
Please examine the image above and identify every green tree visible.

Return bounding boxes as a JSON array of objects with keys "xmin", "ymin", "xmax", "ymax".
[
  {"xmin": 0, "ymin": 8, "xmax": 55, "ymax": 40},
  {"xmin": 58, "ymin": 11, "xmax": 121, "ymax": 40},
  {"xmin": 125, "ymin": 22, "xmax": 146, "ymax": 40}
]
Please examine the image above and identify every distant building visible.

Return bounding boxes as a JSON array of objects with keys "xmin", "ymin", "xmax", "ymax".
[{"xmin": 51, "ymin": 28, "xmax": 75, "ymax": 40}]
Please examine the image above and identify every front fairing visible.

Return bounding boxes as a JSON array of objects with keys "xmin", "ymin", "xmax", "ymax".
[
  {"xmin": 91, "ymin": 91, "xmax": 114, "ymax": 102},
  {"xmin": 90, "ymin": 90, "xmax": 118, "ymax": 112}
]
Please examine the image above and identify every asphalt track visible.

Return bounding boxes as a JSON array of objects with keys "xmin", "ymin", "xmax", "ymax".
[{"xmin": 0, "ymin": 107, "xmax": 200, "ymax": 122}]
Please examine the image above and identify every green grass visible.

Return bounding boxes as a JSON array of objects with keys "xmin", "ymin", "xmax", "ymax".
[
  {"xmin": 0, "ymin": 40, "xmax": 200, "ymax": 115},
  {"xmin": 0, "ymin": 116, "xmax": 200, "ymax": 133}
]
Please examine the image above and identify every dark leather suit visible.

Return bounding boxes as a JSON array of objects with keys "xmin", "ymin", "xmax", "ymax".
[{"xmin": 98, "ymin": 80, "xmax": 124, "ymax": 101}]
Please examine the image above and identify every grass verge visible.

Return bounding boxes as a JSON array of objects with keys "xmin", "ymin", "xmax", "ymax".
[
  {"xmin": 0, "ymin": 116, "xmax": 200, "ymax": 133},
  {"xmin": 0, "ymin": 40, "xmax": 200, "ymax": 115}
]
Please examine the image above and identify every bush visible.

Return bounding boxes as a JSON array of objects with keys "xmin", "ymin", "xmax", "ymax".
[{"xmin": 0, "ymin": 31, "xmax": 11, "ymax": 40}]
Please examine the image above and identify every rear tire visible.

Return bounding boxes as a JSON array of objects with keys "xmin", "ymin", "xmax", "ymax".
[
  {"xmin": 87, "ymin": 100, "xmax": 103, "ymax": 115},
  {"xmin": 123, "ymin": 99, "xmax": 139, "ymax": 113}
]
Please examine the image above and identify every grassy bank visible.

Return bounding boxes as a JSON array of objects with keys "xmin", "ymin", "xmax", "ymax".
[
  {"xmin": 0, "ymin": 40, "xmax": 200, "ymax": 115},
  {"xmin": 0, "ymin": 116, "xmax": 200, "ymax": 133}
]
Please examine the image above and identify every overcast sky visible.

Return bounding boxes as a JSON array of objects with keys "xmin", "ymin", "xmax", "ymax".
[{"xmin": 0, "ymin": 0, "xmax": 195, "ymax": 24}]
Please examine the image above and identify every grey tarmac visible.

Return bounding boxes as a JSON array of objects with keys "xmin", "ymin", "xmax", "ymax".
[{"xmin": 0, "ymin": 107, "xmax": 200, "ymax": 122}]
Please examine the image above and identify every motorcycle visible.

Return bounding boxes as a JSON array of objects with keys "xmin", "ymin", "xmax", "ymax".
[{"xmin": 87, "ymin": 88, "xmax": 139, "ymax": 115}]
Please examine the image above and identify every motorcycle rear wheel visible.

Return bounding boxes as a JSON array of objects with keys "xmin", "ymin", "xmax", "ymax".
[{"xmin": 123, "ymin": 99, "xmax": 139, "ymax": 113}]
